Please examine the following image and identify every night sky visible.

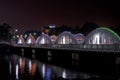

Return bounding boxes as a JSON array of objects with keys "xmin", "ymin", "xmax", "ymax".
[{"xmin": 0, "ymin": 0, "xmax": 120, "ymax": 33}]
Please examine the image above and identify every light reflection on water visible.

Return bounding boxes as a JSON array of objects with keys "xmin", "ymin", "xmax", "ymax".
[
  {"xmin": 8, "ymin": 55, "xmax": 100, "ymax": 80},
  {"xmin": 15, "ymin": 64, "xmax": 19, "ymax": 80}
]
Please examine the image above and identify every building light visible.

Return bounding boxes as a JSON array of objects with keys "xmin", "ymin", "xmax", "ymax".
[
  {"xmin": 16, "ymin": 35, "xmax": 19, "ymax": 38},
  {"xmin": 33, "ymin": 32, "xmax": 36, "ymax": 35},
  {"xmin": 13, "ymin": 36, "xmax": 15, "ymax": 39},
  {"xmin": 49, "ymin": 25, "xmax": 55, "ymax": 28},
  {"xmin": 24, "ymin": 34, "xmax": 27, "ymax": 38},
  {"xmin": 15, "ymin": 29, "xmax": 18, "ymax": 32}
]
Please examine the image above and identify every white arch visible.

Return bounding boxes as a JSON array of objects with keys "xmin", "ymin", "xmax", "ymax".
[
  {"xmin": 35, "ymin": 34, "xmax": 52, "ymax": 44},
  {"xmin": 85, "ymin": 27, "xmax": 120, "ymax": 44},
  {"xmin": 74, "ymin": 33, "xmax": 85, "ymax": 44},
  {"xmin": 26, "ymin": 34, "xmax": 35, "ymax": 44},
  {"xmin": 56, "ymin": 31, "xmax": 78, "ymax": 44},
  {"xmin": 50, "ymin": 35, "xmax": 57, "ymax": 44},
  {"xmin": 17, "ymin": 35, "xmax": 25, "ymax": 44}
]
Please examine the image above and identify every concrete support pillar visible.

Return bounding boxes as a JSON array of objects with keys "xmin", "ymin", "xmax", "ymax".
[
  {"xmin": 48, "ymin": 51, "xmax": 52, "ymax": 61},
  {"xmin": 21, "ymin": 48, "xmax": 24, "ymax": 56},
  {"xmin": 32, "ymin": 49, "xmax": 35, "ymax": 58}
]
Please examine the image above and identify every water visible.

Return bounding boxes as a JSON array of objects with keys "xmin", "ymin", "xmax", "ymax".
[
  {"xmin": 0, "ymin": 44, "xmax": 119, "ymax": 80},
  {"xmin": 0, "ymin": 54, "xmax": 101, "ymax": 80}
]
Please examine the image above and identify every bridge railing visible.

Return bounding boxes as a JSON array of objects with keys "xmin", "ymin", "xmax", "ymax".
[{"xmin": 12, "ymin": 43, "xmax": 120, "ymax": 52}]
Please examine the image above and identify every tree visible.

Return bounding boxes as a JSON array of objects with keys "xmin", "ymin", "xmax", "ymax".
[
  {"xmin": 0, "ymin": 23, "xmax": 11, "ymax": 42},
  {"xmin": 80, "ymin": 22, "xmax": 99, "ymax": 36}
]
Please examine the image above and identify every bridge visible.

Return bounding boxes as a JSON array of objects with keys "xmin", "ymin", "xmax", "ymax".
[
  {"xmin": 10, "ymin": 27, "xmax": 120, "ymax": 53},
  {"xmin": 1, "ymin": 41, "xmax": 120, "ymax": 77},
  {"xmin": 13, "ymin": 44, "xmax": 120, "ymax": 53},
  {"xmin": 0, "ymin": 42, "xmax": 118, "ymax": 77},
  {"xmin": 1, "ymin": 27, "xmax": 120, "ymax": 78}
]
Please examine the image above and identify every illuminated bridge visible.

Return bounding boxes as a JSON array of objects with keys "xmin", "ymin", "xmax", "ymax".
[
  {"xmin": 11, "ymin": 27, "xmax": 120, "ymax": 53},
  {"xmin": 1, "ymin": 27, "xmax": 120, "ymax": 75},
  {"xmin": 10, "ymin": 27, "xmax": 120, "ymax": 67}
]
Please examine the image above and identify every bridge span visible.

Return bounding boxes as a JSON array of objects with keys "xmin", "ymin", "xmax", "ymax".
[{"xmin": 13, "ymin": 44, "xmax": 120, "ymax": 53}]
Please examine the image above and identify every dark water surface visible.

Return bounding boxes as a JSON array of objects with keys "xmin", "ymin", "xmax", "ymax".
[
  {"xmin": 0, "ymin": 44, "xmax": 119, "ymax": 80},
  {"xmin": 0, "ymin": 54, "xmax": 101, "ymax": 80}
]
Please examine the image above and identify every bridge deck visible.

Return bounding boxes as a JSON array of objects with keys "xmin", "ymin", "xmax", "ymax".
[{"xmin": 12, "ymin": 44, "xmax": 120, "ymax": 53}]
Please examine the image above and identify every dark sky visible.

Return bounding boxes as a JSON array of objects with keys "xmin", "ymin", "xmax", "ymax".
[{"xmin": 0, "ymin": 0, "xmax": 120, "ymax": 33}]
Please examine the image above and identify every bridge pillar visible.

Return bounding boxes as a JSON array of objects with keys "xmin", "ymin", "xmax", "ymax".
[
  {"xmin": 32, "ymin": 49, "xmax": 35, "ymax": 58},
  {"xmin": 72, "ymin": 53, "xmax": 79, "ymax": 66},
  {"xmin": 72, "ymin": 53, "xmax": 79, "ymax": 60},
  {"xmin": 21, "ymin": 48, "xmax": 24, "ymax": 56},
  {"xmin": 47, "ymin": 51, "xmax": 52, "ymax": 61}
]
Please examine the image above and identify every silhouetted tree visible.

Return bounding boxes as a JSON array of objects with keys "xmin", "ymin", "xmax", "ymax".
[
  {"xmin": 73, "ymin": 25, "xmax": 81, "ymax": 34},
  {"xmin": 113, "ymin": 25, "xmax": 120, "ymax": 36},
  {"xmin": 0, "ymin": 23, "xmax": 11, "ymax": 42},
  {"xmin": 55, "ymin": 25, "xmax": 68, "ymax": 35},
  {"xmin": 80, "ymin": 22, "xmax": 99, "ymax": 36},
  {"xmin": 57, "ymin": 25, "xmax": 73, "ymax": 33},
  {"xmin": 115, "ymin": 25, "xmax": 120, "ymax": 32}
]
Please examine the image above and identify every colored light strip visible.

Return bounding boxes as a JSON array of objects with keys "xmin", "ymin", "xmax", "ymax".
[{"xmin": 97, "ymin": 27, "xmax": 120, "ymax": 40}]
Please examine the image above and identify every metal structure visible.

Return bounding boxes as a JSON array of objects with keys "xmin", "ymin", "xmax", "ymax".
[
  {"xmin": 85, "ymin": 27, "xmax": 120, "ymax": 44},
  {"xmin": 2, "ymin": 27, "xmax": 120, "ymax": 52},
  {"xmin": 35, "ymin": 34, "xmax": 52, "ymax": 44},
  {"xmin": 55, "ymin": 31, "xmax": 78, "ymax": 44}
]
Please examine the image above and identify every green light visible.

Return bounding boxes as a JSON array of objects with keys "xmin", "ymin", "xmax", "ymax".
[{"xmin": 97, "ymin": 27, "xmax": 120, "ymax": 40}]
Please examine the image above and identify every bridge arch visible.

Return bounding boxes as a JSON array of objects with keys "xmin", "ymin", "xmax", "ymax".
[
  {"xmin": 74, "ymin": 33, "xmax": 85, "ymax": 44},
  {"xmin": 85, "ymin": 27, "xmax": 120, "ymax": 44},
  {"xmin": 26, "ymin": 34, "xmax": 36, "ymax": 44},
  {"xmin": 36, "ymin": 34, "xmax": 52, "ymax": 44},
  {"xmin": 56, "ymin": 31, "xmax": 78, "ymax": 44},
  {"xmin": 50, "ymin": 35, "xmax": 57, "ymax": 44},
  {"xmin": 17, "ymin": 35, "xmax": 25, "ymax": 44}
]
